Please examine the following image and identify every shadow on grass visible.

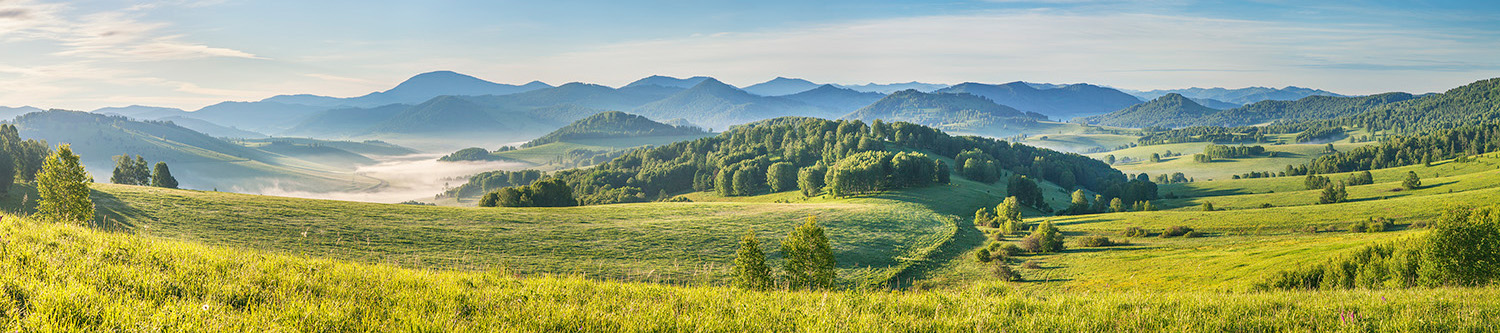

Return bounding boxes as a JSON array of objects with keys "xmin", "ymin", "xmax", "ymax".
[{"xmin": 90, "ymin": 188, "xmax": 150, "ymax": 232}]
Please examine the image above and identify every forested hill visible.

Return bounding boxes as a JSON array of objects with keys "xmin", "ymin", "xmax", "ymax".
[
  {"xmin": 841, "ymin": 90, "xmax": 1046, "ymax": 133},
  {"xmin": 935, "ymin": 82, "xmax": 1143, "ymax": 120},
  {"xmin": 1083, "ymin": 93, "xmax": 1218, "ymax": 128},
  {"xmin": 521, "ymin": 111, "xmax": 708, "ymax": 148},
  {"xmin": 1193, "ymin": 92, "xmax": 1417, "ymax": 127},
  {"xmin": 535, "ymin": 117, "xmax": 1141, "ymax": 206},
  {"xmin": 631, "ymin": 78, "xmax": 837, "ymax": 130}
]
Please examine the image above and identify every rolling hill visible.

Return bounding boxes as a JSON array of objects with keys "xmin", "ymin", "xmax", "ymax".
[
  {"xmin": 937, "ymin": 82, "xmax": 1143, "ymax": 120},
  {"xmin": 1127, "ymin": 86, "xmax": 1344, "ymax": 105},
  {"xmin": 780, "ymin": 84, "xmax": 887, "ymax": 113},
  {"xmin": 835, "ymin": 81, "xmax": 949, "ymax": 93},
  {"xmin": 1082, "ymin": 93, "xmax": 1219, "ymax": 128},
  {"xmin": 1194, "ymin": 92, "xmax": 1417, "ymax": 127},
  {"xmin": 262, "ymin": 70, "xmax": 553, "ymax": 108},
  {"xmin": 742, "ymin": 77, "xmax": 821, "ymax": 96},
  {"xmin": 631, "ymin": 78, "xmax": 837, "ymax": 130},
  {"xmin": 842, "ymin": 90, "xmax": 1044, "ymax": 134},
  {"xmin": 622, "ymin": 75, "xmax": 714, "ymax": 89},
  {"xmin": 521, "ymin": 111, "xmax": 707, "ymax": 148},
  {"xmin": 0, "ymin": 106, "xmax": 42, "ymax": 120}
]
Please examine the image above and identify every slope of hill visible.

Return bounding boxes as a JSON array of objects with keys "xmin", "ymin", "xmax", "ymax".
[
  {"xmin": 0, "ymin": 106, "xmax": 42, "ymax": 120},
  {"xmin": 262, "ymin": 71, "xmax": 553, "ymax": 108},
  {"xmin": 1191, "ymin": 97, "xmax": 1239, "ymax": 110},
  {"xmin": 521, "ymin": 111, "xmax": 707, "ymax": 148},
  {"xmin": 835, "ymin": 81, "xmax": 949, "ymax": 93},
  {"xmin": 1082, "ymin": 93, "xmax": 1219, "ymax": 128},
  {"xmin": 91, "ymin": 105, "xmax": 188, "ymax": 120},
  {"xmin": 367, "ymin": 96, "xmax": 515, "ymax": 134},
  {"xmin": 938, "ymin": 82, "xmax": 1143, "ymax": 120},
  {"xmin": 622, "ymin": 75, "xmax": 714, "ymax": 89},
  {"xmin": 1195, "ymin": 92, "xmax": 1417, "ymax": 127},
  {"xmin": 1343, "ymin": 78, "xmax": 1500, "ymax": 133},
  {"xmin": 157, "ymin": 116, "xmax": 268, "ymax": 138},
  {"xmin": 631, "ymin": 78, "xmax": 836, "ymax": 129},
  {"xmin": 12, "ymin": 110, "xmax": 381, "ymax": 192},
  {"xmin": 742, "ymin": 77, "xmax": 820, "ymax": 96},
  {"xmin": 1128, "ymin": 86, "xmax": 1344, "ymax": 105},
  {"xmin": 780, "ymin": 84, "xmax": 887, "ymax": 113},
  {"xmin": 280, "ymin": 104, "xmax": 411, "ymax": 137},
  {"xmin": 183, "ymin": 101, "xmax": 327, "ymax": 134},
  {"xmin": 842, "ymin": 90, "xmax": 1043, "ymax": 133}
]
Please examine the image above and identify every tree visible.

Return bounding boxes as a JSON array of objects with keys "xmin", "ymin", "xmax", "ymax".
[
  {"xmin": 732, "ymin": 233, "xmax": 773, "ymax": 290},
  {"xmin": 1403, "ymin": 171, "xmax": 1422, "ymax": 190},
  {"xmin": 1319, "ymin": 182, "xmax": 1348, "ymax": 204},
  {"xmin": 715, "ymin": 167, "xmax": 735, "ymax": 197},
  {"xmin": 1142, "ymin": 201, "xmax": 1156, "ymax": 211},
  {"xmin": 482, "ymin": 178, "xmax": 577, "ymax": 207},
  {"xmin": 1150, "ymin": 153, "xmax": 1161, "ymax": 163},
  {"xmin": 766, "ymin": 162, "xmax": 797, "ymax": 193},
  {"xmin": 1105, "ymin": 154, "xmax": 1116, "ymax": 165},
  {"xmin": 733, "ymin": 167, "xmax": 759, "ymax": 196},
  {"xmin": 1023, "ymin": 221, "xmax": 1064, "ymax": 253},
  {"xmin": 1066, "ymin": 189, "xmax": 1090, "ymax": 214},
  {"xmin": 934, "ymin": 159, "xmax": 951, "ymax": 184},
  {"xmin": 995, "ymin": 196, "xmax": 1023, "ymax": 233},
  {"xmin": 150, "ymin": 162, "xmax": 178, "ymax": 189},
  {"xmin": 1109, "ymin": 197, "xmax": 1126, "ymax": 212},
  {"xmin": 110, "ymin": 154, "xmax": 149, "ymax": 185},
  {"xmin": 1201, "ymin": 201, "xmax": 1215, "ymax": 211},
  {"xmin": 0, "ymin": 149, "xmax": 12, "ymax": 195},
  {"xmin": 797, "ymin": 164, "xmax": 827, "ymax": 197},
  {"xmin": 781, "ymin": 216, "xmax": 836, "ymax": 289},
  {"xmin": 37, "ymin": 144, "xmax": 94, "ymax": 224}
]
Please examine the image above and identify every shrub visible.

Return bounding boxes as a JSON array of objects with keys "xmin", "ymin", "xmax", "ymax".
[
  {"xmin": 1077, "ymin": 236, "xmax": 1118, "ymax": 247},
  {"xmin": 1161, "ymin": 226, "xmax": 1195, "ymax": 238},
  {"xmin": 1366, "ymin": 217, "xmax": 1394, "ymax": 233},
  {"xmin": 991, "ymin": 265, "xmax": 1022, "ymax": 281},
  {"xmin": 1348, "ymin": 221, "xmax": 1368, "ymax": 233},
  {"xmin": 975, "ymin": 248, "xmax": 993, "ymax": 263},
  {"xmin": 1184, "ymin": 231, "xmax": 1203, "ymax": 238},
  {"xmin": 1260, "ymin": 203, "xmax": 1274, "ymax": 209},
  {"xmin": 1201, "ymin": 202, "xmax": 1215, "ymax": 211},
  {"xmin": 1018, "ymin": 237, "xmax": 1041, "ymax": 253},
  {"xmin": 991, "ymin": 243, "xmax": 1022, "ymax": 258},
  {"xmin": 1121, "ymin": 226, "xmax": 1150, "ymax": 237},
  {"xmin": 1021, "ymin": 260, "xmax": 1042, "ymax": 269}
]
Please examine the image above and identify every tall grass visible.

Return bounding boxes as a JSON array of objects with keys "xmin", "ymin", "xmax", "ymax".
[{"xmin": 3, "ymin": 213, "xmax": 1498, "ymax": 331}]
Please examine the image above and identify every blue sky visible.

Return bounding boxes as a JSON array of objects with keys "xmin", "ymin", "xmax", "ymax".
[{"xmin": 2, "ymin": 0, "xmax": 1499, "ymax": 110}]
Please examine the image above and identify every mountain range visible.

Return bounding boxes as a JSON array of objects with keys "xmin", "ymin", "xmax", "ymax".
[
  {"xmin": 842, "ymin": 90, "xmax": 1045, "ymax": 134},
  {"xmin": 1081, "ymin": 93, "xmax": 1219, "ymax": 128},
  {"xmin": 1084, "ymin": 92, "xmax": 1420, "ymax": 129},
  {"xmin": 1125, "ymin": 86, "xmax": 1344, "ymax": 106},
  {"xmin": 937, "ymin": 82, "xmax": 1143, "ymax": 120}
]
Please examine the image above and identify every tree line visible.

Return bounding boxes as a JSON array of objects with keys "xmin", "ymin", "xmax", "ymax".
[{"xmin": 110, "ymin": 154, "xmax": 178, "ymax": 188}]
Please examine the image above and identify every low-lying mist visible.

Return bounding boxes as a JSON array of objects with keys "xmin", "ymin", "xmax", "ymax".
[{"xmin": 246, "ymin": 154, "xmax": 529, "ymax": 203}]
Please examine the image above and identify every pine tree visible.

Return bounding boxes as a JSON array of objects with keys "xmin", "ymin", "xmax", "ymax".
[
  {"xmin": 1403, "ymin": 171, "xmax": 1422, "ymax": 190},
  {"xmin": 781, "ymin": 216, "xmax": 836, "ymax": 289},
  {"xmin": 151, "ymin": 162, "xmax": 178, "ymax": 189},
  {"xmin": 37, "ymin": 144, "xmax": 94, "ymax": 225},
  {"xmin": 732, "ymin": 233, "xmax": 773, "ymax": 290}
]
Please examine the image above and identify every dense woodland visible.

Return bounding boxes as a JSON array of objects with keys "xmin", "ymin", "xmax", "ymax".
[
  {"xmin": 1303, "ymin": 123, "xmax": 1500, "ymax": 174},
  {"xmin": 472, "ymin": 117, "xmax": 1131, "ymax": 206},
  {"xmin": 520, "ymin": 111, "xmax": 706, "ymax": 148}
]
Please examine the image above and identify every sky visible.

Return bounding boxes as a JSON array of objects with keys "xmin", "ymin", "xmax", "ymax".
[{"xmin": 2, "ymin": 0, "xmax": 1499, "ymax": 111}]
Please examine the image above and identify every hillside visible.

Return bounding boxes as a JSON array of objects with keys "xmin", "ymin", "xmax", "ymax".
[
  {"xmin": 157, "ymin": 116, "xmax": 268, "ymax": 138},
  {"xmin": 842, "ymin": 90, "xmax": 1044, "ymax": 134},
  {"xmin": 262, "ymin": 70, "xmax": 553, "ymax": 108},
  {"xmin": 183, "ymin": 101, "xmax": 327, "ymax": 134},
  {"xmin": 742, "ymin": 77, "xmax": 821, "ymax": 96},
  {"xmin": 11, "ymin": 110, "xmax": 383, "ymax": 192},
  {"xmin": 835, "ymin": 81, "xmax": 949, "ymax": 93},
  {"xmin": 1194, "ymin": 93, "xmax": 1417, "ymax": 127},
  {"xmin": 1128, "ymin": 86, "xmax": 1344, "ymax": 105},
  {"xmin": 92, "ymin": 105, "xmax": 189, "ymax": 119},
  {"xmin": 937, "ymin": 82, "xmax": 1143, "ymax": 120},
  {"xmin": 622, "ymin": 75, "xmax": 714, "ymax": 89},
  {"xmin": 632, "ymin": 78, "xmax": 837, "ymax": 130},
  {"xmin": 1342, "ymin": 77, "xmax": 1500, "ymax": 133},
  {"xmin": 780, "ymin": 84, "xmax": 887, "ymax": 113},
  {"xmin": 521, "ymin": 111, "xmax": 707, "ymax": 148},
  {"xmin": 0, "ymin": 106, "xmax": 42, "ymax": 120},
  {"xmin": 1083, "ymin": 93, "xmax": 1219, "ymax": 128},
  {"xmin": 280, "ymin": 104, "xmax": 410, "ymax": 137}
]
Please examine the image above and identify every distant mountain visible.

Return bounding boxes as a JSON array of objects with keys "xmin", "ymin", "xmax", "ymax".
[
  {"xmin": 1127, "ymin": 86, "xmax": 1344, "ymax": 105},
  {"xmin": 368, "ymin": 96, "xmax": 516, "ymax": 134},
  {"xmin": 91, "ymin": 105, "xmax": 188, "ymax": 120},
  {"xmin": 1195, "ymin": 93, "xmax": 1417, "ymax": 127},
  {"xmin": 632, "ymin": 78, "xmax": 836, "ymax": 130},
  {"xmin": 842, "ymin": 90, "xmax": 1044, "ymax": 133},
  {"xmin": 11, "ymin": 110, "xmax": 380, "ymax": 192},
  {"xmin": 937, "ymin": 82, "xmax": 1142, "ymax": 120},
  {"xmin": 742, "ymin": 77, "xmax": 821, "ymax": 96},
  {"xmin": 623, "ymin": 75, "xmax": 714, "ymax": 89},
  {"xmin": 1190, "ymin": 98, "xmax": 1240, "ymax": 110},
  {"xmin": 157, "ymin": 116, "xmax": 267, "ymax": 139},
  {"xmin": 0, "ymin": 106, "xmax": 43, "ymax": 121},
  {"xmin": 779, "ymin": 85, "xmax": 886, "ymax": 113},
  {"xmin": 1082, "ymin": 93, "xmax": 1218, "ymax": 128},
  {"xmin": 521, "ymin": 111, "xmax": 707, "ymax": 148},
  {"xmin": 182, "ymin": 101, "xmax": 327, "ymax": 134},
  {"xmin": 834, "ymin": 82, "xmax": 949, "ymax": 94},
  {"xmin": 281, "ymin": 104, "xmax": 410, "ymax": 138},
  {"xmin": 1337, "ymin": 78, "xmax": 1500, "ymax": 133},
  {"xmin": 262, "ymin": 71, "xmax": 553, "ymax": 108}
]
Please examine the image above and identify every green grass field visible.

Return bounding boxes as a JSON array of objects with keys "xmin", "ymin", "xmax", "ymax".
[
  {"xmin": 1089, "ymin": 140, "xmax": 1379, "ymax": 181},
  {"xmin": 4, "ymin": 212, "xmax": 1498, "ymax": 331}
]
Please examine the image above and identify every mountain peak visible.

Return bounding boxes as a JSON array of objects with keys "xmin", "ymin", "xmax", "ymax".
[
  {"xmin": 743, "ymin": 77, "xmax": 820, "ymax": 96},
  {"xmin": 624, "ymin": 75, "xmax": 715, "ymax": 89}
]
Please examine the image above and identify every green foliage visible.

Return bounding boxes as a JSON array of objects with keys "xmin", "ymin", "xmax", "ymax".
[
  {"xmin": 1192, "ymin": 154, "xmax": 1213, "ymax": 163},
  {"xmin": 1149, "ymin": 153, "xmax": 1161, "ymax": 163},
  {"xmin": 0, "ymin": 124, "xmax": 49, "ymax": 182},
  {"xmin": 479, "ymin": 178, "xmax": 578, "ymax": 208},
  {"xmin": 1203, "ymin": 144, "xmax": 1265, "ymax": 158},
  {"xmin": 1318, "ymin": 182, "xmax": 1349, "ymax": 204},
  {"xmin": 1083, "ymin": 93, "xmax": 1218, "ymax": 128},
  {"xmin": 1403, "ymin": 171, "xmax": 1422, "ymax": 190},
  {"xmin": 1259, "ymin": 206, "xmax": 1500, "ymax": 290},
  {"xmin": 1077, "ymin": 236, "xmax": 1124, "ymax": 247},
  {"xmin": 1160, "ymin": 226, "xmax": 1195, "ymax": 238},
  {"xmin": 437, "ymin": 147, "xmax": 500, "ymax": 162},
  {"xmin": 1022, "ymin": 221, "xmax": 1065, "ymax": 253},
  {"xmin": 37, "ymin": 144, "xmax": 93, "ymax": 224},
  {"xmin": 1294, "ymin": 126, "xmax": 1345, "ymax": 143},
  {"xmin": 1005, "ymin": 175, "xmax": 1045, "ymax": 210},
  {"xmin": 766, "ymin": 162, "xmax": 798, "ymax": 193},
  {"xmin": 441, "ymin": 169, "xmax": 545, "ymax": 199},
  {"xmin": 522, "ymin": 111, "xmax": 707, "ymax": 148},
  {"xmin": 825, "ymin": 151, "xmax": 944, "ymax": 197},
  {"xmin": 781, "ymin": 216, "xmax": 836, "ymax": 290},
  {"xmin": 1109, "ymin": 197, "xmax": 1125, "ymax": 213},
  {"xmin": 1121, "ymin": 227, "xmax": 1150, "ymax": 238},
  {"xmin": 1346, "ymin": 170, "xmax": 1375, "ymax": 186},
  {"xmin": 797, "ymin": 164, "xmax": 827, "ymax": 197},
  {"xmin": 110, "ymin": 154, "xmax": 151, "ymax": 186},
  {"xmin": 733, "ymin": 233, "xmax": 774, "ymax": 290},
  {"xmin": 150, "ymin": 162, "xmax": 178, "ymax": 189}
]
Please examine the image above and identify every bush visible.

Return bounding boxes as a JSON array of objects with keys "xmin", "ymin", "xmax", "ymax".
[
  {"xmin": 975, "ymin": 248, "xmax": 992, "ymax": 263},
  {"xmin": 1348, "ymin": 221, "xmax": 1368, "ymax": 233},
  {"xmin": 991, "ymin": 265, "xmax": 1022, "ymax": 281},
  {"xmin": 1183, "ymin": 231, "xmax": 1203, "ymax": 238},
  {"xmin": 1017, "ymin": 237, "xmax": 1041, "ymax": 253},
  {"xmin": 991, "ymin": 243, "xmax": 1022, "ymax": 258},
  {"xmin": 1161, "ymin": 226, "xmax": 1195, "ymax": 238},
  {"xmin": 1260, "ymin": 203, "xmax": 1274, "ymax": 209},
  {"xmin": 1366, "ymin": 217, "xmax": 1394, "ymax": 232},
  {"xmin": 1121, "ymin": 226, "xmax": 1150, "ymax": 237},
  {"xmin": 1201, "ymin": 202, "xmax": 1215, "ymax": 211},
  {"xmin": 1021, "ymin": 260, "xmax": 1042, "ymax": 269},
  {"xmin": 1077, "ymin": 236, "xmax": 1121, "ymax": 247}
]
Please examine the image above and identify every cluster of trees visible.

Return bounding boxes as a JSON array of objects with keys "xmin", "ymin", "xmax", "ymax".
[
  {"xmin": 823, "ymin": 151, "xmax": 947, "ymax": 197},
  {"xmin": 0, "ymin": 124, "xmax": 53, "ymax": 194},
  {"xmin": 1191, "ymin": 154, "xmax": 1214, "ymax": 163},
  {"xmin": 1137, "ymin": 126, "xmax": 1270, "ymax": 146},
  {"xmin": 478, "ymin": 178, "xmax": 578, "ymax": 207},
  {"xmin": 1256, "ymin": 205, "xmax": 1500, "ymax": 290},
  {"xmin": 521, "ymin": 111, "xmax": 707, "ymax": 148},
  {"xmin": 1062, "ymin": 189, "xmax": 1155, "ymax": 215},
  {"xmin": 1019, "ymin": 221, "xmax": 1065, "ymax": 253},
  {"xmin": 733, "ymin": 217, "xmax": 837, "ymax": 290},
  {"xmin": 1294, "ymin": 126, "xmax": 1345, "ymax": 143},
  {"xmin": 109, "ymin": 154, "xmax": 177, "ymax": 188},
  {"xmin": 1232, "ymin": 170, "xmax": 1281, "ymax": 180},
  {"xmin": 440, "ymin": 169, "xmax": 545, "ymax": 199},
  {"xmin": 1303, "ymin": 123, "xmax": 1500, "ymax": 174},
  {"xmin": 974, "ymin": 197, "xmax": 1024, "ymax": 234},
  {"xmin": 540, "ymin": 118, "xmax": 1125, "ymax": 206},
  {"xmin": 1152, "ymin": 172, "xmax": 1191, "ymax": 184},
  {"xmin": 1203, "ymin": 144, "xmax": 1266, "ymax": 158}
]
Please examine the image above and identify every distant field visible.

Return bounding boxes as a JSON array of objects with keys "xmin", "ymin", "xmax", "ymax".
[{"xmin": 1089, "ymin": 140, "xmax": 1378, "ymax": 181}]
